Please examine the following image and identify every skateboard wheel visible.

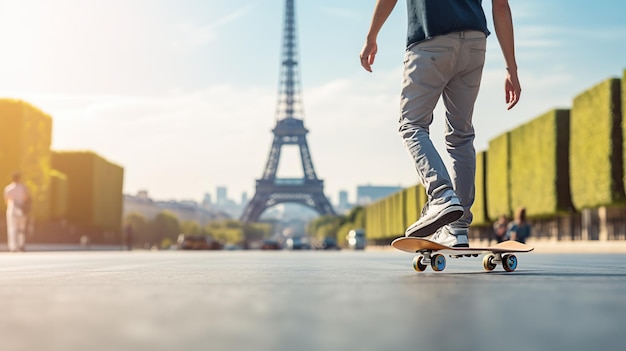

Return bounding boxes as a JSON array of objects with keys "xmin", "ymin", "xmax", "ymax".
[
  {"xmin": 412, "ymin": 255, "xmax": 427, "ymax": 272},
  {"xmin": 431, "ymin": 254, "xmax": 446, "ymax": 272},
  {"xmin": 482, "ymin": 254, "xmax": 497, "ymax": 271},
  {"xmin": 502, "ymin": 254, "xmax": 518, "ymax": 272}
]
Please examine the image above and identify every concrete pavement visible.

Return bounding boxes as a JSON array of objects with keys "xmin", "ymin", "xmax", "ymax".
[{"xmin": 1, "ymin": 250, "xmax": 625, "ymax": 351}]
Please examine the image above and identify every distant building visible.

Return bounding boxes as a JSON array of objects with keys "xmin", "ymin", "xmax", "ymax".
[
  {"xmin": 216, "ymin": 187, "xmax": 227, "ymax": 206},
  {"xmin": 241, "ymin": 192, "xmax": 248, "ymax": 207},
  {"xmin": 356, "ymin": 185, "xmax": 403, "ymax": 206},
  {"xmin": 202, "ymin": 193, "xmax": 212, "ymax": 208},
  {"xmin": 124, "ymin": 191, "xmax": 227, "ymax": 226},
  {"xmin": 205, "ymin": 186, "xmax": 246, "ymax": 219},
  {"xmin": 336, "ymin": 190, "xmax": 353, "ymax": 214},
  {"xmin": 338, "ymin": 191, "xmax": 349, "ymax": 208}
]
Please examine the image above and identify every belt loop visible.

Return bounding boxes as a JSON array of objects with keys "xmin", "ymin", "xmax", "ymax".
[{"xmin": 460, "ymin": 31, "xmax": 464, "ymax": 39}]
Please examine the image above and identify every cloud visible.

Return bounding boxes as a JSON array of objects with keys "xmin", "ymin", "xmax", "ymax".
[
  {"xmin": 172, "ymin": 5, "xmax": 255, "ymax": 48},
  {"xmin": 319, "ymin": 7, "xmax": 362, "ymax": 20},
  {"xmin": 213, "ymin": 5, "xmax": 255, "ymax": 28}
]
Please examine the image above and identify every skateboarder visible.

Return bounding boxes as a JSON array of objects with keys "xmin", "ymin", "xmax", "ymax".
[{"xmin": 360, "ymin": 0, "xmax": 521, "ymax": 247}]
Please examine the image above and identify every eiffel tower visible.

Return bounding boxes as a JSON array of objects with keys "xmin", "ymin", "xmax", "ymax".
[{"xmin": 240, "ymin": 0, "xmax": 335, "ymax": 222}]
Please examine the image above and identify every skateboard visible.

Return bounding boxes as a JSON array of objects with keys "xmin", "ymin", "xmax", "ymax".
[{"xmin": 391, "ymin": 237, "xmax": 534, "ymax": 272}]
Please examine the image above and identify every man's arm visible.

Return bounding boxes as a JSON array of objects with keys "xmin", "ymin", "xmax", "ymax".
[
  {"xmin": 492, "ymin": 0, "xmax": 521, "ymax": 110},
  {"xmin": 360, "ymin": 0, "xmax": 398, "ymax": 72}
]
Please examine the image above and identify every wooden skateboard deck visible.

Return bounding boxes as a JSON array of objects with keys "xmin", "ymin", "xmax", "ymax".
[{"xmin": 391, "ymin": 237, "xmax": 534, "ymax": 272}]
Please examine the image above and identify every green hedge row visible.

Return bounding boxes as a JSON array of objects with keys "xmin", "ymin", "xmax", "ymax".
[
  {"xmin": 471, "ymin": 151, "xmax": 488, "ymax": 225},
  {"xmin": 570, "ymin": 78, "xmax": 624, "ymax": 209},
  {"xmin": 0, "ymin": 99, "xmax": 53, "ymax": 221},
  {"xmin": 510, "ymin": 109, "xmax": 571, "ymax": 217},
  {"xmin": 49, "ymin": 169, "xmax": 68, "ymax": 220},
  {"xmin": 364, "ymin": 184, "xmax": 426, "ymax": 240},
  {"xmin": 486, "ymin": 132, "xmax": 510, "ymax": 220},
  {"xmin": 52, "ymin": 151, "xmax": 124, "ymax": 231}
]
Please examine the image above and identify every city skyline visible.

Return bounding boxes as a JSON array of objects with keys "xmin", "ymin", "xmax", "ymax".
[
  {"xmin": 132, "ymin": 182, "xmax": 401, "ymax": 210},
  {"xmin": 1, "ymin": 0, "xmax": 625, "ymax": 204}
]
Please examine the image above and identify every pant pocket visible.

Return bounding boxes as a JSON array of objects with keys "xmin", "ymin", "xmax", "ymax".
[{"xmin": 460, "ymin": 48, "xmax": 486, "ymax": 87}]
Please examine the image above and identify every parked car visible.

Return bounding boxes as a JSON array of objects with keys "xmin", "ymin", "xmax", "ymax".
[
  {"xmin": 261, "ymin": 239, "xmax": 282, "ymax": 250},
  {"xmin": 347, "ymin": 229, "xmax": 366, "ymax": 250},
  {"xmin": 316, "ymin": 236, "xmax": 340, "ymax": 250},
  {"xmin": 177, "ymin": 234, "xmax": 222, "ymax": 250},
  {"xmin": 285, "ymin": 236, "xmax": 311, "ymax": 250}
]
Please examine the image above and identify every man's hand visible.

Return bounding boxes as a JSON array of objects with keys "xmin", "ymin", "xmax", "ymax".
[
  {"xmin": 360, "ymin": 41, "xmax": 378, "ymax": 72},
  {"xmin": 360, "ymin": 0, "xmax": 397, "ymax": 73},
  {"xmin": 493, "ymin": 0, "xmax": 520, "ymax": 110},
  {"xmin": 505, "ymin": 68, "xmax": 521, "ymax": 110}
]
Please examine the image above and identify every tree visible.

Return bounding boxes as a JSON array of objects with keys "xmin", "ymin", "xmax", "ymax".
[
  {"xmin": 149, "ymin": 211, "xmax": 181, "ymax": 246},
  {"xmin": 306, "ymin": 207, "xmax": 366, "ymax": 246},
  {"xmin": 308, "ymin": 215, "xmax": 342, "ymax": 240},
  {"xmin": 124, "ymin": 212, "xmax": 149, "ymax": 248},
  {"xmin": 202, "ymin": 220, "xmax": 272, "ymax": 245},
  {"xmin": 181, "ymin": 220, "xmax": 203, "ymax": 236}
]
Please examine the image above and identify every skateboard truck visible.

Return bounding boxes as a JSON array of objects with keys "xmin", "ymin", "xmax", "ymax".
[
  {"xmin": 413, "ymin": 250, "xmax": 447, "ymax": 272},
  {"xmin": 483, "ymin": 252, "xmax": 518, "ymax": 272}
]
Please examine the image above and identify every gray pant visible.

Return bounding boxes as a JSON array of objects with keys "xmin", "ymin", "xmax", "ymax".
[{"xmin": 399, "ymin": 30, "xmax": 486, "ymax": 229}]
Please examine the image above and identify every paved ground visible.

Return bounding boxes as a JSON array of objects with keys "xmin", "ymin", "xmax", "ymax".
[{"xmin": 1, "ymin": 250, "xmax": 625, "ymax": 351}]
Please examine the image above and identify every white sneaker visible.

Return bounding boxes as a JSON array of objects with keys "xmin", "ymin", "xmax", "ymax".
[
  {"xmin": 429, "ymin": 226, "xmax": 469, "ymax": 248},
  {"xmin": 405, "ymin": 190, "xmax": 463, "ymax": 237}
]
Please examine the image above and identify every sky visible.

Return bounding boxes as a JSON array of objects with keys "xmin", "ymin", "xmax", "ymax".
[{"xmin": 1, "ymin": 0, "xmax": 625, "ymax": 206}]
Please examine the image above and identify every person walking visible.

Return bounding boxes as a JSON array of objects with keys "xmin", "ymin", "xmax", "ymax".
[
  {"xmin": 4, "ymin": 172, "xmax": 31, "ymax": 252},
  {"xmin": 360, "ymin": 0, "xmax": 521, "ymax": 247}
]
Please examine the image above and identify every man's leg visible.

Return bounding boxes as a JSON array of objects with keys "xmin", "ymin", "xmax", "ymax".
[
  {"xmin": 16, "ymin": 215, "xmax": 27, "ymax": 251},
  {"xmin": 6, "ymin": 212, "xmax": 17, "ymax": 252},
  {"xmin": 441, "ymin": 31, "xmax": 486, "ymax": 231},
  {"xmin": 399, "ymin": 36, "xmax": 463, "ymax": 237}
]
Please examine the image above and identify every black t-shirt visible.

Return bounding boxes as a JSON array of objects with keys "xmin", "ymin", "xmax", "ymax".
[{"xmin": 406, "ymin": 0, "xmax": 490, "ymax": 47}]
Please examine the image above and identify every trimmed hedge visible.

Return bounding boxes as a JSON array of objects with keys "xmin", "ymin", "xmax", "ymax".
[
  {"xmin": 49, "ymin": 169, "xmax": 68, "ymax": 219},
  {"xmin": 0, "ymin": 99, "xmax": 53, "ymax": 221},
  {"xmin": 570, "ymin": 78, "xmax": 624, "ymax": 209},
  {"xmin": 365, "ymin": 199, "xmax": 383, "ymax": 240},
  {"xmin": 391, "ymin": 190, "xmax": 405, "ymax": 235},
  {"xmin": 403, "ymin": 185, "xmax": 419, "ymax": 229},
  {"xmin": 471, "ymin": 151, "xmax": 489, "ymax": 226},
  {"xmin": 51, "ymin": 151, "xmax": 124, "ymax": 231},
  {"xmin": 486, "ymin": 133, "xmax": 511, "ymax": 219},
  {"xmin": 403, "ymin": 184, "xmax": 426, "ymax": 229},
  {"xmin": 364, "ymin": 185, "xmax": 426, "ymax": 240},
  {"xmin": 510, "ymin": 109, "xmax": 572, "ymax": 217}
]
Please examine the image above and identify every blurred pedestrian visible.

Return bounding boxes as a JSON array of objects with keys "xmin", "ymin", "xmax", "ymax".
[
  {"xmin": 3, "ymin": 172, "xmax": 31, "ymax": 252},
  {"xmin": 492, "ymin": 214, "xmax": 509, "ymax": 244},
  {"xmin": 507, "ymin": 207, "xmax": 531, "ymax": 244},
  {"xmin": 359, "ymin": 0, "xmax": 521, "ymax": 247}
]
